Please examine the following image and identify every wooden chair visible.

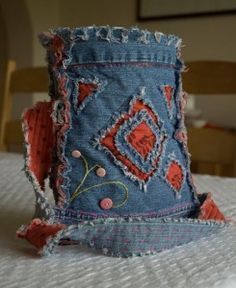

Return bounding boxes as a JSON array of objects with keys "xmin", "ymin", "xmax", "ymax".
[
  {"xmin": 0, "ymin": 60, "xmax": 48, "ymax": 152},
  {"xmin": 183, "ymin": 60, "xmax": 236, "ymax": 176}
]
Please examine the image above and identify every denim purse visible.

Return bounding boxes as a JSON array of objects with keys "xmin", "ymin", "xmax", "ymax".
[{"xmin": 17, "ymin": 26, "xmax": 227, "ymax": 257}]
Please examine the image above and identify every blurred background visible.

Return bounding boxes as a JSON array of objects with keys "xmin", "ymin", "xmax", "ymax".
[{"xmin": 0, "ymin": 0, "xmax": 236, "ymax": 176}]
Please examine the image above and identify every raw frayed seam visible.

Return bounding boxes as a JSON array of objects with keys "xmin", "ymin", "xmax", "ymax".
[
  {"xmin": 91, "ymin": 87, "xmax": 167, "ymax": 192},
  {"xmin": 158, "ymin": 84, "xmax": 175, "ymax": 120},
  {"xmin": 40, "ymin": 215, "xmax": 228, "ymax": 257},
  {"xmin": 68, "ymin": 61, "xmax": 177, "ymax": 69},
  {"xmin": 114, "ymin": 109, "xmax": 165, "ymax": 173},
  {"xmin": 53, "ymin": 200, "xmax": 197, "ymax": 222},
  {"xmin": 72, "ymin": 76, "xmax": 107, "ymax": 114},
  {"xmin": 17, "ymin": 218, "xmax": 66, "ymax": 251},
  {"xmin": 38, "ymin": 26, "xmax": 184, "ymax": 72},
  {"xmin": 174, "ymin": 69, "xmax": 199, "ymax": 203},
  {"xmin": 50, "ymin": 74, "xmax": 72, "ymax": 207},
  {"xmin": 162, "ymin": 152, "xmax": 186, "ymax": 199},
  {"xmin": 38, "ymin": 27, "xmax": 184, "ymax": 95},
  {"xmin": 68, "ymin": 151, "xmax": 129, "ymax": 209},
  {"xmin": 22, "ymin": 105, "xmax": 54, "ymax": 221},
  {"xmin": 39, "ymin": 25, "xmax": 182, "ymax": 49}
]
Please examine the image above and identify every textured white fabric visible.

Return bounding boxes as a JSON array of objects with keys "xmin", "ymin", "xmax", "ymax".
[{"xmin": 0, "ymin": 152, "xmax": 236, "ymax": 288}]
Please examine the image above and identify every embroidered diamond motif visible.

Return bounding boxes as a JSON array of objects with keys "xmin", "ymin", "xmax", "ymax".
[
  {"xmin": 127, "ymin": 121, "xmax": 156, "ymax": 159},
  {"xmin": 115, "ymin": 109, "xmax": 163, "ymax": 174},
  {"xmin": 95, "ymin": 94, "xmax": 167, "ymax": 190}
]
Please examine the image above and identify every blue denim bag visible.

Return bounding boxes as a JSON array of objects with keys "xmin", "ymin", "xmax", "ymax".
[{"xmin": 17, "ymin": 26, "xmax": 227, "ymax": 257}]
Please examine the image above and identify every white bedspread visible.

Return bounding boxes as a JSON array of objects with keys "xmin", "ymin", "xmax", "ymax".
[{"xmin": 0, "ymin": 152, "xmax": 236, "ymax": 288}]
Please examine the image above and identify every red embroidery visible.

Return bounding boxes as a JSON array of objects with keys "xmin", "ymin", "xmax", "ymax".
[
  {"xmin": 166, "ymin": 161, "xmax": 184, "ymax": 191},
  {"xmin": 163, "ymin": 86, "xmax": 174, "ymax": 108},
  {"xmin": 100, "ymin": 99, "xmax": 163, "ymax": 182},
  {"xmin": 77, "ymin": 82, "xmax": 97, "ymax": 106},
  {"xmin": 127, "ymin": 121, "xmax": 156, "ymax": 159}
]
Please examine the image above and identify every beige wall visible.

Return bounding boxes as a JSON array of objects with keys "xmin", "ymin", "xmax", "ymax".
[
  {"xmin": 0, "ymin": 0, "xmax": 33, "ymax": 118},
  {"xmin": 1, "ymin": 0, "xmax": 236, "ymax": 126},
  {"xmin": 59, "ymin": 0, "xmax": 236, "ymax": 62},
  {"xmin": 25, "ymin": 0, "xmax": 61, "ymax": 104},
  {"xmin": 31, "ymin": 0, "xmax": 236, "ymax": 63},
  {"xmin": 59, "ymin": 0, "xmax": 136, "ymax": 27},
  {"xmin": 25, "ymin": 0, "xmax": 61, "ymax": 66},
  {"xmin": 0, "ymin": 5, "xmax": 7, "ymax": 118},
  {"xmin": 141, "ymin": 15, "xmax": 236, "ymax": 128}
]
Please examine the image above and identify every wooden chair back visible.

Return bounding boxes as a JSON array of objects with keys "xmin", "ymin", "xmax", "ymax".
[
  {"xmin": 183, "ymin": 60, "xmax": 236, "ymax": 176},
  {"xmin": 0, "ymin": 60, "xmax": 48, "ymax": 152}
]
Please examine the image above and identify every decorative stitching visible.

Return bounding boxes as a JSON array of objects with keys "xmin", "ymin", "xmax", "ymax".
[
  {"xmin": 68, "ymin": 62, "xmax": 177, "ymax": 69},
  {"xmin": 39, "ymin": 25, "xmax": 182, "ymax": 48},
  {"xmin": 38, "ymin": 26, "xmax": 183, "ymax": 74},
  {"xmin": 69, "ymin": 152, "xmax": 128, "ymax": 209},
  {"xmin": 17, "ymin": 218, "xmax": 65, "ymax": 249},
  {"xmin": 114, "ymin": 109, "xmax": 165, "ymax": 174},
  {"xmin": 40, "ymin": 215, "xmax": 227, "ymax": 256},
  {"xmin": 159, "ymin": 85, "xmax": 175, "ymax": 119},
  {"xmin": 53, "ymin": 200, "xmax": 197, "ymax": 221},
  {"xmin": 163, "ymin": 152, "xmax": 186, "ymax": 198},
  {"xmin": 127, "ymin": 121, "xmax": 156, "ymax": 159},
  {"xmin": 92, "ymin": 87, "xmax": 167, "ymax": 191},
  {"xmin": 174, "ymin": 78, "xmax": 199, "ymax": 203},
  {"xmin": 72, "ymin": 76, "xmax": 107, "ymax": 114},
  {"xmin": 50, "ymin": 74, "xmax": 72, "ymax": 207},
  {"xmin": 22, "ymin": 102, "xmax": 56, "ymax": 220}
]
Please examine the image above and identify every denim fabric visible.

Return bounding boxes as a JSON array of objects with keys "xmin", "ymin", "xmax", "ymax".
[
  {"xmin": 39, "ymin": 26, "xmax": 199, "ymax": 219},
  {"xmin": 42, "ymin": 217, "xmax": 227, "ymax": 257},
  {"xmin": 16, "ymin": 26, "xmax": 228, "ymax": 257}
]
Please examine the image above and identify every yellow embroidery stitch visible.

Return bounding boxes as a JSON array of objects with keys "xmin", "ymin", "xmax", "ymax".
[{"xmin": 69, "ymin": 153, "xmax": 128, "ymax": 208}]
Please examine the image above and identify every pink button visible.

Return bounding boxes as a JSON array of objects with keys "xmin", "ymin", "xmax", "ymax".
[
  {"xmin": 100, "ymin": 198, "xmax": 113, "ymax": 210},
  {"xmin": 71, "ymin": 150, "xmax": 81, "ymax": 158},
  {"xmin": 96, "ymin": 167, "xmax": 106, "ymax": 177}
]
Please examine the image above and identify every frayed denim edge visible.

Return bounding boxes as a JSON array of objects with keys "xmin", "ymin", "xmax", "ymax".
[
  {"xmin": 161, "ymin": 151, "xmax": 187, "ymax": 199},
  {"xmin": 114, "ymin": 109, "xmax": 166, "ymax": 174},
  {"xmin": 50, "ymin": 74, "xmax": 72, "ymax": 208},
  {"xmin": 40, "ymin": 216, "xmax": 229, "ymax": 257},
  {"xmin": 39, "ymin": 25, "xmax": 182, "ymax": 49},
  {"xmin": 91, "ymin": 87, "xmax": 168, "ymax": 192},
  {"xmin": 174, "ymin": 68, "xmax": 199, "ymax": 204},
  {"xmin": 72, "ymin": 76, "xmax": 108, "ymax": 115},
  {"xmin": 21, "ymin": 107, "xmax": 54, "ymax": 221}
]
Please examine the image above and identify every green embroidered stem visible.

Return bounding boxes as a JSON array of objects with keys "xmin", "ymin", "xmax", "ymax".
[
  {"xmin": 72, "ymin": 153, "xmax": 99, "ymax": 195},
  {"xmin": 70, "ymin": 180, "xmax": 128, "ymax": 208},
  {"xmin": 69, "ymin": 152, "xmax": 129, "ymax": 208}
]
